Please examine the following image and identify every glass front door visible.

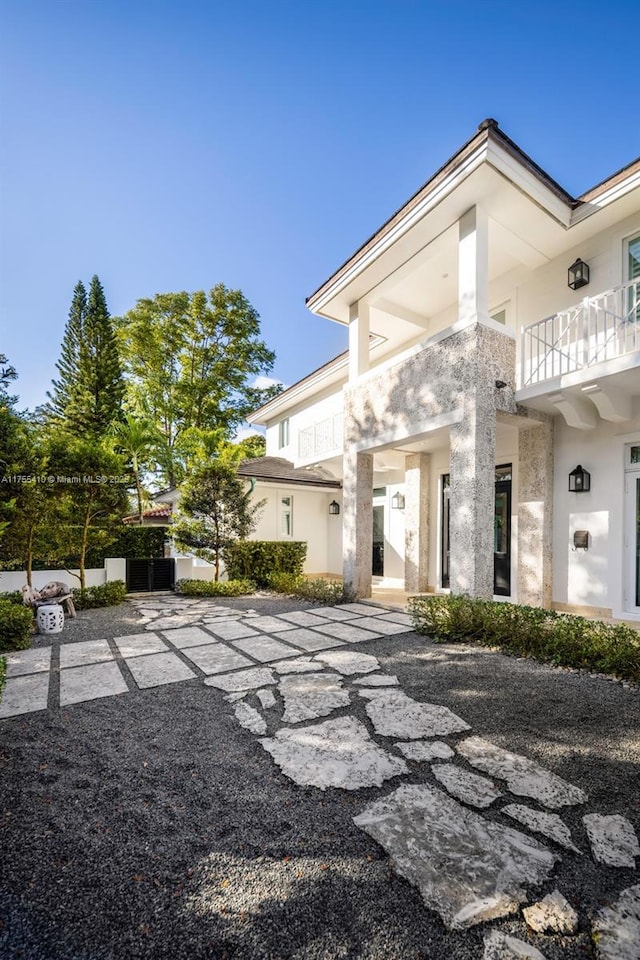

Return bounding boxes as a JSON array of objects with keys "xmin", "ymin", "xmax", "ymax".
[
  {"xmin": 441, "ymin": 465, "xmax": 512, "ymax": 595},
  {"xmin": 626, "ymin": 445, "xmax": 640, "ymax": 611},
  {"xmin": 372, "ymin": 505, "xmax": 384, "ymax": 576}
]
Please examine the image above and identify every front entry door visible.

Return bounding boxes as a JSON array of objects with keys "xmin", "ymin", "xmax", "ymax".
[
  {"xmin": 625, "ymin": 444, "xmax": 640, "ymax": 612},
  {"xmin": 441, "ymin": 465, "xmax": 512, "ymax": 595},
  {"xmin": 372, "ymin": 505, "xmax": 385, "ymax": 576}
]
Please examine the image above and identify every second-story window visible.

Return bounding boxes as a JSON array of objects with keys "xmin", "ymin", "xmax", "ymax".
[{"xmin": 278, "ymin": 418, "xmax": 290, "ymax": 449}]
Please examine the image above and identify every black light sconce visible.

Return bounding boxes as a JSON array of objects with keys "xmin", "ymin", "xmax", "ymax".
[
  {"xmin": 391, "ymin": 492, "xmax": 405, "ymax": 510},
  {"xmin": 573, "ymin": 530, "xmax": 589, "ymax": 552},
  {"xmin": 568, "ymin": 464, "xmax": 590, "ymax": 493},
  {"xmin": 329, "ymin": 500, "xmax": 340, "ymax": 515},
  {"xmin": 568, "ymin": 258, "xmax": 590, "ymax": 290}
]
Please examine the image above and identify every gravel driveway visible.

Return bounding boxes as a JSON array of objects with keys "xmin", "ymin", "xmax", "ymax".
[{"xmin": 0, "ymin": 595, "xmax": 638, "ymax": 960}]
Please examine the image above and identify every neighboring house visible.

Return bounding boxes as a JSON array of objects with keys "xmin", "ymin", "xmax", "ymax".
[
  {"xmin": 137, "ymin": 459, "xmax": 343, "ymax": 576},
  {"xmin": 248, "ymin": 118, "xmax": 640, "ymax": 620}
]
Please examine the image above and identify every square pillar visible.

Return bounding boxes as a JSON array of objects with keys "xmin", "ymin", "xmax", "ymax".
[
  {"xmin": 449, "ymin": 394, "xmax": 496, "ymax": 598},
  {"xmin": 404, "ymin": 453, "xmax": 430, "ymax": 593},
  {"xmin": 518, "ymin": 420, "xmax": 554, "ymax": 607},
  {"xmin": 343, "ymin": 450, "xmax": 373, "ymax": 597},
  {"xmin": 348, "ymin": 301, "xmax": 370, "ymax": 381},
  {"xmin": 458, "ymin": 206, "xmax": 489, "ymax": 325}
]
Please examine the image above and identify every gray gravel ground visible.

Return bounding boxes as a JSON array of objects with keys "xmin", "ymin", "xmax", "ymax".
[{"xmin": 1, "ymin": 595, "xmax": 638, "ymax": 960}]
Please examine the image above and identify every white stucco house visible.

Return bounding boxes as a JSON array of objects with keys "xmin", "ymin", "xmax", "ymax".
[{"xmin": 247, "ymin": 119, "xmax": 640, "ymax": 620}]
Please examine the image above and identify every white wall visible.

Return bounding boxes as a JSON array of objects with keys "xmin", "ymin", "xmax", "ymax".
[
  {"xmin": 264, "ymin": 387, "xmax": 344, "ymax": 465},
  {"xmin": 0, "ymin": 567, "xmax": 107, "ymax": 592},
  {"xmin": 552, "ymin": 402, "xmax": 640, "ymax": 617},
  {"xmin": 252, "ymin": 482, "xmax": 342, "ymax": 575}
]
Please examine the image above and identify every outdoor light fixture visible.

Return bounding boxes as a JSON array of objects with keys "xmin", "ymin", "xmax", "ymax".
[
  {"xmin": 568, "ymin": 464, "xmax": 590, "ymax": 493},
  {"xmin": 495, "ymin": 380, "xmax": 507, "ymax": 389},
  {"xmin": 329, "ymin": 500, "xmax": 340, "ymax": 515},
  {"xmin": 391, "ymin": 492, "xmax": 405, "ymax": 510},
  {"xmin": 568, "ymin": 258, "xmax": 590, "ymax": 291}
]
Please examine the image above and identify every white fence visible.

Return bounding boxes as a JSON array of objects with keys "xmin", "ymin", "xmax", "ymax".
[{"xmin": 0, "ymin": 558, "xmax": 126, "ymax": 593}]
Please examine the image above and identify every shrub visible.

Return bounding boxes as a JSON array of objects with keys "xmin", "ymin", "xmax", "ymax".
[
  {"xmin": 267, "ymin": 573, "xmax": 356, "ymax": 605},
  {"xmin": 0, "ymin": 656, "xmax": 6, "ymax": 703},
  {"xmin": 71, "ymin": 581, "xmax": 128, "ymax": 610},
  {"xmin": 409, "ymin": 594, "xmax": 640, "ymax": 682},
  {"xmin": 0, "ymin": 600, "xmax": 34, "ymax": 651},
  {"xmin": 224, "ymin": 541, "xmax": 307, "ymax": 587},
  {"xmin": 0, "ymin": 590, "xmax": 24, "ymax": 606},
  {"xmin": 174, "ymin": 578, "xmax": 256, "ymax": 597}
]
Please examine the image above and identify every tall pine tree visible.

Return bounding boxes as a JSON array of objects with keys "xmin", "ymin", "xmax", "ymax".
[
  {"xmin": 45, "ymin": 280, "xmax": 87, "ymax": 424},
  {"xmin": 47, "ymin": 276, "xmax": 124, "ymax": 437}
]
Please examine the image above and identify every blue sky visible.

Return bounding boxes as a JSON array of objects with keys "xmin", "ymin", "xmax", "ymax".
[{"xmin": 1, "ymin": 0, "xmax": 638, "ymax": 412}]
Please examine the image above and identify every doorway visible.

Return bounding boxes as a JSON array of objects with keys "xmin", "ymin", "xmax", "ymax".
[
  {"xmin": 625, "ymin": 444, "xmax": 640, "ymax": 612},
  {"xmin": 126, "ymin": 558, "xmax": 176, "ymax": 592},
  {"xmin": 372, "ymin": 505, "xmax": 385, "ymax": 576},
  {"xmin": 441, "ymin": 464, "xmax": 512, "ymax": 595}
]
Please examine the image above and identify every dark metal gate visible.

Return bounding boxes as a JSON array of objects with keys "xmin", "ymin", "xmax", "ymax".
[{"xmin": 126, "ymin": 558, "xmax": 175, "ymax": 592}]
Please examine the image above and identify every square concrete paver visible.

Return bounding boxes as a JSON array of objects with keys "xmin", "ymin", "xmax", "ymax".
[
  {"xmin": 312, "ymin": 622, "xmax": 382, "ymax": 644},
  {"xmin": 277, "ymin": 611, "xmax": 334, "ymax": 628},
  {"xmin": 60, "ymin": 661, "xmax": 129, "ymax": 705},
  {"xmin": 311, "ymin": 607, "xmax": 360, "ymax": 621},
  {"xmin": 114, "ymin": 633, "xmax": 169, "ymax": 657},
  {"xmin": 335, "ymin": 603, "xmax": 386, "ymax": 616},
  {"xmin": 6, "ymin": 646, "xmax": 52, "ymax": 677},
  {"xmin": 0, "ymin": 674, "xmax": 50, "ymax": 718},
  {"xmin": 201, "ymin": 621, "xmax": 261, "ymax": 642},
  {"xmin": 275, "ymin": 628, "xmax": 345, "ymax": 653},
  {"xmin": 181, "ymin": 643, "xmax": 254, "ymax": 675},
  {"xmin": 377, "ymin": 612, "xmax": 414, "ymax": 626},
  {"xmin": 59, "ymin": 639, "xmax": 114, "ymax": 668},
  {"xmin": 246, "ymin": 616, "xmax": 297, "ymax": 633},
  {"xmin": 348, "ymin": 617, "xmax": 413, "ymax": 635},
  {"xmin": 126, "ymin": 652, "xmax": 196, "ymax": 689},
  {"xmin": 160, "ymin": 626, "xmax": 219, "ymax": 649},
  {"xmin": 231, "ymin": 636, "xmax": 301, "ymax": 662}
]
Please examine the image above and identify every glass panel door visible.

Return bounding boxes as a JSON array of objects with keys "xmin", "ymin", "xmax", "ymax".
[{"xmin": 372, "ymin": 505, "xmax": 384, "ymax": 576}]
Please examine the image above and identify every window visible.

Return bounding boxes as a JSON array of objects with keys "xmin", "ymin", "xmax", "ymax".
[
  {"xmin": 627, "ymin": 235, "xmax": 640, "ymax": 323},
  {"xmin": 491, "ymin": 308, "xmax": 507, "ymax": 325},
  {"xmin": 279, "ymin": 495, "xmax": 293, "ymax": 539},
  {"xmin": 278, "ymin": 418, "xmax": 290, "ymax": 449}
]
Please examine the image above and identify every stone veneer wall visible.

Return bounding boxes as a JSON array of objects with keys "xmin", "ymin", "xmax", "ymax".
[
  {"xmin": 517, "ymin": 416, "xmax": 554, "ymax": 607},
  {"xmin": 342, "ymin": 322, "xmax": 516, "ymax": 598}
]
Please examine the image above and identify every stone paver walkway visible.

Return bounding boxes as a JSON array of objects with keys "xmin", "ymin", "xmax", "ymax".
[{"xmin": 1, "ymin": 594, "xmax": 638, "ymax": 956}]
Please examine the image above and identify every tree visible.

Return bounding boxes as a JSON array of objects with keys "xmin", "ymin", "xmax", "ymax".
[
  {"xmin": 45, "ymin": 436, "xmax": 130, "ymax": 589},
  {"xmin": 45, "ymin": 276, "xmax": 124, "ymax": 437},
  {"xmin": 172, "ymin": 460, "xmax": 263, "ymax": 581},
  {"xmin": 233, "ymin": 433, "xmax": 266, "ymax": 461},
  {"xmin": 116, "ymin": 284, "xmax": 282, "ymax": 487},
  {"xmin": 45, "ymin": 281, "xmax": 87, "ymax": 425},
  {"xmin": 108, "ymin": 415, "xmax": 158, "ymax": 523}
]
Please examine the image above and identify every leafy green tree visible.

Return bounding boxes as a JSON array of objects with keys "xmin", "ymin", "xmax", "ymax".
[
  {"xmin": 0, "ymin": 356, "xmax": 27, "ymax": 544},
  {"xmin": 233, "ymin": 433, "xmax": 266, "ymax": 461},
  {"xmin": 46, "ymin": 436, "xmax": 130, "ymax": 589},
  {"xmin": 108, "ymin": 414, "xmax": 158, "ymax": 524},
  {"xmin": 116, "ymin": 284, "xmax": 282, "ymax": 487},
  {"xmin": 172, "ymin": 460, "xmax": 263, "ymax": 581}
]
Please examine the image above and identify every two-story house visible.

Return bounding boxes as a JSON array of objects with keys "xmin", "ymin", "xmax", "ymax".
[{"xmin": 248, "ymin": 119, "xmax": 640, "ymax": 621}]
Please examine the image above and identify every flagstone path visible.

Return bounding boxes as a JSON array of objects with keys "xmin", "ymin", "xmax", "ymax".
[{"xmin": 1, "ymin": 593, "xmax": 638, "ymax": 956}]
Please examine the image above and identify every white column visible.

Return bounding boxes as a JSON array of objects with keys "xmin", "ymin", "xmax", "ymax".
[
  {"xmin": 349, "ymin": 301, "xmax": 370, "ymax": 381},
  {"xmin": 343, "ymin": 450, "xmax": 373, "ymax": 597},
  {"xmin": 458, "ymin": 206, "xmax": 489, "ymax": 326}
]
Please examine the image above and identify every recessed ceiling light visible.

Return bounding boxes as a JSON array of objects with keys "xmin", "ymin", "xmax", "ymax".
[{"xmin": 442, "ymin": 273, "xmax": 449, "ymax": 278}]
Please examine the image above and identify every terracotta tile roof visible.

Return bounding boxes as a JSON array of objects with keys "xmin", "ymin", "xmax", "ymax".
[{"xmin": 123, "ymin": 504, "xmax": 172, "ymax": 525}]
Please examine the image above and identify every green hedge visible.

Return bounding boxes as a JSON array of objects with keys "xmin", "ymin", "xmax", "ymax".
[
  {"xmin": 71, "ymin": 581, "xmax": 128, "ymax": 610},
  {"xmin": 175, "ymin": 578, "xmax": 256, "ymax": 597},
  {"xmin": 0, "ymin": 590, "xmax": 23, "ymax": 606},
  {"xmin": 267, "ymin": 572, "xmax": 356, "ymax": 605},
  {"xmin": 224, "ymin": 541, "xmax": 307, "ymax": 587},
  {"xmin": 409, "ymin": 595, "xmax": 640, "ymax": 683},
  {"xmin": 0, "ymin": 601, "xmax": 34, "ymax": 651}
]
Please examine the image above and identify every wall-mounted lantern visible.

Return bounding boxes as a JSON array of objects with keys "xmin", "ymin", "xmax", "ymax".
[
  {"xmin": 329, "ymin": 500, "xmax": 340, "ymax": 515},
  {"xmin": 568, "ymin": 258, "xmax": 590, "ymax": 290},
  {"xmin": 568, "ymin": 464, "xmax": 590, "ymax": 493},
  {"xmin": 573, "ymin": 530, "xmax": 589, "ymax": 551},
  {"xmin": 391, "ymin": 492, "xmax": 405, "ymax": 510}
]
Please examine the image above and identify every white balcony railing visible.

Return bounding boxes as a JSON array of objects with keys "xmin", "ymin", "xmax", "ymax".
[
  {"xmin": 298, "ymin": 413, "xmax": 343, "ymax": 461},
  {"xmin": 521, "ymin": 278, "xmax": 640, "ymax": 388}
]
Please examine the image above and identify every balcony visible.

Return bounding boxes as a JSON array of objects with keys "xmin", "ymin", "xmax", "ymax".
[
  {"xmin": 298, "ymin": 413, "xmax": 343, "ymax": 462},
  {"xmin": 520, "ymin": 278, "xmax": 640, "ymax": 391}
]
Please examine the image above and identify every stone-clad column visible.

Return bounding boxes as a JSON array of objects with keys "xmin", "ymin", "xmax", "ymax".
[
  {"xmin": 449, "ymin": 392, "xmax": 496, "ymax": 599},
  {"xmin": 404, "ymin": 453, "xmax": 430, "ymax": 593},
  {"xmin": 518, "ymin": 419, "xmax": 553, "ymax": 607},
  {"xmin": 343, "ymin": 450, "xmax": 373, "ymax": 598}
]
